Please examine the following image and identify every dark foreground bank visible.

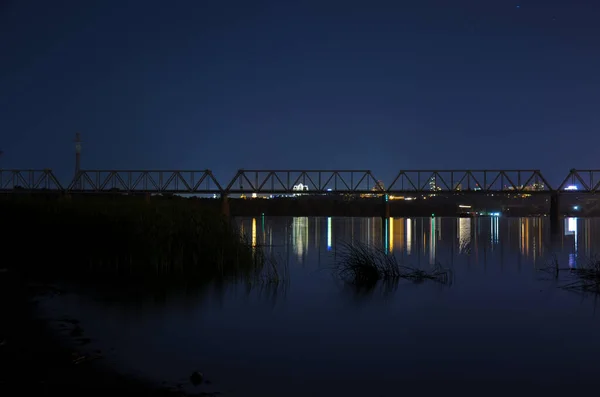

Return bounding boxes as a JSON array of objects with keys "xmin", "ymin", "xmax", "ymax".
[{"xmin": 0, "ymin": 271, "xmax": 202, "ymax": 397}]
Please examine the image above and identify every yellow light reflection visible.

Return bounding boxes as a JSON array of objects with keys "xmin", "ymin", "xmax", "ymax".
[
  {"xmin": 251, "ymin": 217, "xmax": 257, "ymax": 247},
  {"xmin": 519, "ymin": 218, "xmax": 530, "ymax": 257},
  {"xmin": 406, "ymin": 218, "xmax": 412, "ymax": 255},
  {"xmin": 396, "ymin": 218, "xmax": 404, "ymax": 253},
  {"xmin": 389, "ymin": 217, "xmax": 394, "ymax": 253},
  {"xmin": 459, "ymin": 218, "xmax": 471, "ymax": 254}
]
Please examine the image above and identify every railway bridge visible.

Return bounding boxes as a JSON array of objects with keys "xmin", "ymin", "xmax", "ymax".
[{"xmin": 1, "ymin": 168, "xmax": 599, "ymax": 229}]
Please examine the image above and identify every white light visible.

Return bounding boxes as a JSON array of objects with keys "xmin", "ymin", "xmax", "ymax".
[
  {"xmin": 293, "ymin": 183, "xmax": 309, "ymax": 191},
  {"xmin": 327, "ymin": 217, "xmax": 332, "ymax": 251},
  {"xmin": 565, "ymin": 185, "xmax": 578, "ymax": 191},
  {"xmin": 568, "ymin": 217, "xmax": 576, "ymax": 233}
]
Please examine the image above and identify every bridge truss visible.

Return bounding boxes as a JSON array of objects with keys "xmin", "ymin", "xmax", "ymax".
[
  {"xmin": 1, "ymin": 168, "xmax": 600, "ymax": 194},
  {"xmin": 556, "ymin": 169, "xmax": 600, "ymax": 192},
  {"xmin": 226, "ymin": 170, "xmax": 382, "ymax": 194},
  {"xmin": 0, "ymin": 169, "xmax": 63, "ymax": 191},
  {"xmin": 386, "ymin": 170, "xmax": 553, "ymax": 194},
  {"xmin": 67, "ymin": 170, "xmax": 223, "ymax": 194}
]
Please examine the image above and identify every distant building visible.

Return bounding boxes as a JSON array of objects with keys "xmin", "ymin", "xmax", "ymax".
[
  {"xmin": 526, "ymin": 182, "xmax": 545, "ymax": 191},
  {"xmin": 429, "ymin": 176, "xmax": 437, "ymax": 191},
  {"xmin": 361, "ymin": 180, "xmax": 385, "ymax": 198},
  {"xmin": 372, "ymin": 180, "xmax": 385, "ymax": 192},
  {"xmin": 293, "ymin": 183, "xmax": 309, "ymax": 192}
]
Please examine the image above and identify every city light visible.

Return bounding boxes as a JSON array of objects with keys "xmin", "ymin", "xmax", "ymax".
[{"xmin": 565, "ymin": 185, "xmax": 578, "ymax": 190}]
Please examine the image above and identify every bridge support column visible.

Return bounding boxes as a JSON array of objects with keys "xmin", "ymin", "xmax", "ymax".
[
  {"xmin": 381, "ymin": 194, "xmax": 390, "ymax": 219},
  {"xmin": 550, "ymin": 193, "xmax": 560, "ymax": 236},
  {"xmin": 220, "ymin": 193, "xmax": 230, "ymax": 217}
]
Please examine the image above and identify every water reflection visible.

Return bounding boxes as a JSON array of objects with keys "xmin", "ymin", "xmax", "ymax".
[
  {"xmin": 458, "ymin": 217, "xmax": 471, "ymax": 254},
  {"xmin": 235, "ymin": 216, "xmax": 591, "ymax": 269},
  {"xmin": 41, "ymin": 216, "xmax": 600, "ymax": 397},
  {"xmin": 327, "ymin": 217, "xmax": 332, "ymax": 251},
  {"xmin": 562, "ymin": 217, "xmax": 598, "ymax": 269},
  {"xmin": 491, "ymin": 216, "xmax": 499, "ymax": 245},
  {"xmin": 292, "ymin": 217, "xmax": 308, "ymax": 261},
  {"xmin": 566, "ymin": 218, "xmax": 577, "ymax": 268},
  {"xmin": 407, "ymin": 218, "xmax": 412, "ymax": 255},
  {"xmin": 429, "ymin": 217, "xmax": 439, "ymax": 264}
]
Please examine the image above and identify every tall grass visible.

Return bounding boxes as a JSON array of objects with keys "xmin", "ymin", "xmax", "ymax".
[
  {"xmin": 333, "ymin": 241, "xmax": 453, "ymax": 285},
  {"xmin": 543, "ymin": 255, "xmax": 600, "ymax": 293},
  {"xmin": 0, "ymin": 196, "xmax": 265, "ymax": 281}
]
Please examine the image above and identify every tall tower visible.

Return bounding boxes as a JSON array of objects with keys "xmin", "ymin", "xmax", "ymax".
[{"xmin": 74, "ymin": 133, "xmax": 82, "ymax": 189}]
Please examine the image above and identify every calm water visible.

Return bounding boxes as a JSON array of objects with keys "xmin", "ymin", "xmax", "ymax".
[{"xmin": 40, "ymin": 217, "xmax": 600, "ymax": 394}]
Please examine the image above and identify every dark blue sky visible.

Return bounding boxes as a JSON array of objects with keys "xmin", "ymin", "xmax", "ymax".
[{"xmin": 1, "ymin": 0, "xmax": 599, "ymax": 185}]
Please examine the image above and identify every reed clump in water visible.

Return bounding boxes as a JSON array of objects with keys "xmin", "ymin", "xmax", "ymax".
[
  {"xmin": 543, "ymin": 255, "xmax": 600, "ymax": 293},
  {"xmin": 0, "ymin": 196, "xmax": 264, "ymax": 280},
  {"xmin": 333, "ymin": 241, "xmax": 453, "ymax": 285}
]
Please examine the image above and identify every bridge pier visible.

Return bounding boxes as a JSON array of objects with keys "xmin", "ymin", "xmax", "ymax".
[
  {"xmin": 550, "ymin": 192, "xmax": 560, "ymax": 236},
  {"xmin": 381, "ymin": 194, "xmax": 390, "ymax": 218},
  {"xmin": 220, "ymin": 193, "xmax": 230, "ymax": 217}
]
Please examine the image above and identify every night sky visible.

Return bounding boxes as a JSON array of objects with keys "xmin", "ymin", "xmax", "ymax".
[{"xmin": 1, "ymin": 0, "xmax": 599, "ymax": 185}]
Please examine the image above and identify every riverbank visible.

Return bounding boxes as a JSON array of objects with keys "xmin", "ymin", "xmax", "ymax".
[
  {"xmin": 0, "ymin": 196, "xmax": 261, "ymax": 279},
  {"xmin": 0, "ymin": 196, "xmax": 267, "ymax": 395},
  {"xmin": 0, "ymin": 271, "xmax": 202, "ymax": 396}
]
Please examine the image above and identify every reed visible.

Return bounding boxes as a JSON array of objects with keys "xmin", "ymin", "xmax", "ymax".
[
  {"xmin": 543, "ymin": 255, "xmax": 600, "ymax": 293},
  {"xmin": 0, "ymin": 196, "xmax": 264, "ymax": 281},
  {"xmin": 333, "ymin": 241, "xmax": 453, "ymax": 285}
]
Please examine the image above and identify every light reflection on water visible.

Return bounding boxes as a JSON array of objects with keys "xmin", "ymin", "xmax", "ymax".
[{"xmin": 40, "ymin": 216, "xmax": 600, "ymax": 395}]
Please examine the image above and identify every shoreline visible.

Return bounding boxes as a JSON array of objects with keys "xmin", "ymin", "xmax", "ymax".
[{"xmin": 0, "ymin": 271, "xmax": 198, "ymax": 396}]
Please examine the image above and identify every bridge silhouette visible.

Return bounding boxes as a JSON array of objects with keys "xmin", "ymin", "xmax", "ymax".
[{"xmin": 1, "ymin": 169, "xmax": 599, "ymax": 194}]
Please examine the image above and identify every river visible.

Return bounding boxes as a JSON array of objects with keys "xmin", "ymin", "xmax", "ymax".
[{"xmin": 39, "ymin": 216, "xmax": 600, "ymax": 395}]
